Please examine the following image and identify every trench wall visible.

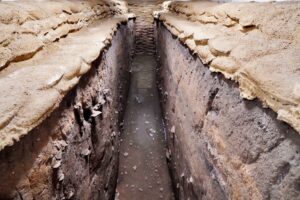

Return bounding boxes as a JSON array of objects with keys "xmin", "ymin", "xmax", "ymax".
[
  {"xmin": 156, "ymin": 22, "xmax": 300, "ymax": 200},
  {"xmin": 0, "ymin": 21, "xmax": 134, "ymax": 200}
]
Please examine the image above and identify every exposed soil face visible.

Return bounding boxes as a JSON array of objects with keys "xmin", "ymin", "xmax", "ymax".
[
  {"xmin": 0, "ymin": 22, "xmax": 134, "ymax": 200},
  {"xmin": 156, "ymin": 22, "xmax": 300, "ymax": 200},
  {"xmin": 1, "ymin": 1, "xmax": 299, "ymax": 200}
]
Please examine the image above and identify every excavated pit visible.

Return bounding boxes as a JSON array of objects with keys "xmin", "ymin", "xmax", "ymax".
[{"xmin": 0, "ymin": 1, "xmax": 300, "ymax": 200}]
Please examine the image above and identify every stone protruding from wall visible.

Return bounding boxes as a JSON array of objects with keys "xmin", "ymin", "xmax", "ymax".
[{"xmin": 155, "ymin": 1, "xmax": 300, "ymax": 134}]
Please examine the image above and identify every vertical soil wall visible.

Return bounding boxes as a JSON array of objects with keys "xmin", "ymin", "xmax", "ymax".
[
  {"xmin": 156, "ymin": 22, "xmax": 300, "ymax": 200},
  {"xmin": 0, "ymin": 21, "xmax": 134, "ymax": 200}
]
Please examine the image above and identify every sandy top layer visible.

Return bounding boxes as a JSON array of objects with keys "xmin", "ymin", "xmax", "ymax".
[
  {"xmin": 0, "ymin": 0, "xmax": 133, "ymax": 151},
  {"xmin": 156, "ymin": 1, "xmax": 300, "ymax": 133}
]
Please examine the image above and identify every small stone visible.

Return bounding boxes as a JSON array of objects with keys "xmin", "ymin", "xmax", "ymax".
[
  {"xmin": 103, "ymin": 88, "xmax": 110, "ymax": 94},
  {"xmin": 170, "ymin": 126, "xmax": 175, "ymax": 133},
  {"xmin": 58, "ymin": 170, "xmax": 64, "ymax": 181},
  {"xmin": 52, "ymin": 159, "xmax": 62, "ymax": 169},
  {"xmin": 91, "ymin": 110, "xmax": 101, "ymax": 117},
  {"xmin": 123, "ymin": 152, "xmax": 129, "ymax": 157},
  {"xmin": 133, "ymin": 165, "xmax": 137, "ymax": 171},
  {"xmin": 149, "ymin": 128, "xmax": 156, "ymax": 133},
  {"xmin": 81, "ymin": 148, "xmax": 91, "ymax": 156}
]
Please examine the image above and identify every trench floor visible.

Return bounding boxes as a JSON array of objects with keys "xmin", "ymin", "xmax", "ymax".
[{"xmin": 115, "ymin": 55, "xmax": 174, "ymax": 199}]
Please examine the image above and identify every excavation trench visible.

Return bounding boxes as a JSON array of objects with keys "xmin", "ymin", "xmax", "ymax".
[
  {"xmin": 115, "ymin": 55, "xmax": 174, "ymax": 199},
  {"xmin": 1, "ymin": 1, "xmax": 300, "ymax": 200},
  {"xmin": 115, "ymin": 1, "xmax": 175, "ymax": 199}
]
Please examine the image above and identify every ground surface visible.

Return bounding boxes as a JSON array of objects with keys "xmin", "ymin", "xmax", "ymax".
[
  {"xmin": 116, "ymin": 0, "xmax": 174, "ymax": 199},
  {"xmin": 116, "ymin": 55, "xmax": 174, "ymax": 200}
]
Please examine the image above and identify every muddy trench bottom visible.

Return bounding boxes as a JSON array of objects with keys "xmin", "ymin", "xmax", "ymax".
[{"xmin": 115, "ymin": 54, "xmax": 174, "ymax": 199}]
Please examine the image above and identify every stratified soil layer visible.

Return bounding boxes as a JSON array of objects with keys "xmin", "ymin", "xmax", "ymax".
[
  {"xmin": 0, "ymin": 0, "xmax": 133, "ymax": 151},
  {"xmin": 0, "ymin": 0, "xmax": 134, "ymax": 199},
  {"xmin": 155, "ymin": 1, "xmax": 300, "ymax": 134},
  {"xmin": 155, "ymin": 2, "xmax": 300, "ymax": 200}
]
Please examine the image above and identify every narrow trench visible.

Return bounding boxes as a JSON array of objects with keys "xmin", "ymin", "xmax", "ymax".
[{"xmin": 115, "ymin": 1, "xmax": 174, "ymax": 199}]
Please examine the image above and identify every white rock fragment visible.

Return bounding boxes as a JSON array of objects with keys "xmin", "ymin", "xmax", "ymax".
[
  {"xmin": 149, "ymin": 128, "xmax": 156, "ymax": 133},
  {"xmin": 58, "ymin": 170, "xmax": 64, "ymax": 181},
  {"xmin": 170, "ymin": 125, "xmax": 175, "ymax": 133},
  {"xmin": 99, "ymin": 96, "xmax": 106, "ymax": 105},
  {"xmin": 123, "ymin": 152, "xmax": 129, "ymax": 157},
  {"xmin": 81, "ymin": 148, "xmax": 91, "ymax": 156},
  {"xmin": 52, "ymin": 159, "xmax": 62, "ymax": 169},
  {"xmin": 103, "ymin": 88, "xmax": 110, "ymax": 94},
  {"xmin": 91, "ymin": 110, "xmax": 102, "ymax": 117}
]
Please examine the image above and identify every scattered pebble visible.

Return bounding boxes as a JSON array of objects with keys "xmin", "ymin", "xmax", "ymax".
[
  {"xmin": 123, "ymin": 152, "xmax": 129, "ymax": 157},
  {"xmin": 171, "ymin": 126, "xmax": 175, "ymax": 133},
  {"xmin": 149, "ymin": 128, "xmax": 156, "ymax": 133}
]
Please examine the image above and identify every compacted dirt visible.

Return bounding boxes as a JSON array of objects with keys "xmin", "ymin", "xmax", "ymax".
[
  {"xmin": 115, "ymin": 0, "xmax": 174, "ymax": 199},
  {"xmin": 116, "ymin": 55, "xmax": 173, "ymax": 200}
]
